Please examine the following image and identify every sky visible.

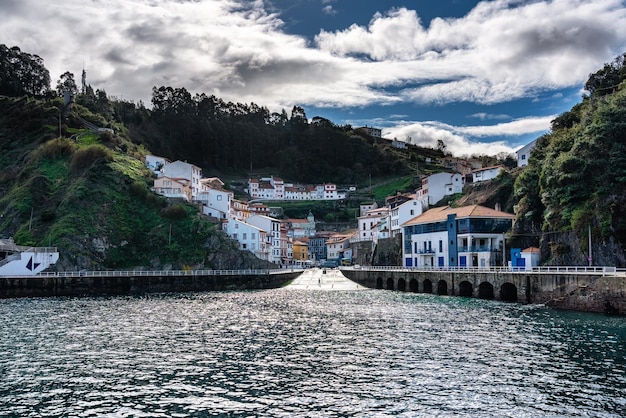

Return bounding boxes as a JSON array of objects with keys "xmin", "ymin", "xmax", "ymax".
[{"xmin": 2, "ymin": 0, "xmax": 626, "ymax": 156}]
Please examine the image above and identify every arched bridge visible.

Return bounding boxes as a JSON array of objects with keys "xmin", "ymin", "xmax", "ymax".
[{"xmin": 339, "ymin": 266, "xmax": 625, "ymax": 314}]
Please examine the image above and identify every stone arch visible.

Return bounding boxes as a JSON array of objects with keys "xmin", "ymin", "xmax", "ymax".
[
  {"xmin": 376, "ymin": 277, "xmax": 383, "ymax": 289},
  {"xmin": 409, "ymin": 278, "xmax": 419, "ymax": 293},
  {"xmin": 478, "ymin": 282, "xmax": 494, "ymax": 299},
  {"xmin": 423, "ymin": 279, "xmax": 433, "ymax": 294},
  {"xmin": 459, "ymin": 281, "xmax": 473, "ymax": 297},
  {"xmin": 397, "ymin": 278, "xmax": 406, "ymax": 292},
  {"xmin": 437, "ymin": 280, "xmax": 448, "ymax": 296},
  {"xmin": 500, "ymin": 282, "xmax": 518, "ymax": 302},
  {"xmin": 386, "ymin": 277, "xmax": 394, "ymax": 290}
]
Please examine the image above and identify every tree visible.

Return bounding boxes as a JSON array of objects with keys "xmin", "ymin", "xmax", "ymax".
[
  {"xmin": 0, "ymin": 44, "xmax": 50, "ymax": 97},
  {"xmin": 289, "ymin": 105, "xmax": 308, "ymax": 131},
  {"xmin": 56, "ymin": 71, "xmax": 78, "ymax": 96},
  {"xmin": 584, "ymin": 53, "xmax": 626, "ymax": 97}
]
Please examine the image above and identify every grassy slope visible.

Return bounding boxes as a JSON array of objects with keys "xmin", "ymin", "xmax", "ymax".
[{"xmin": 0, "ymin": 96, "xmax": 266, "ymax": 270}]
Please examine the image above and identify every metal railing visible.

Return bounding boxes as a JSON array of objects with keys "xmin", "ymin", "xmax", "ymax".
[
  {"xmin": 2, "ymin": 269, "xmax": 298, "ymax": 279},
  {"xmin": 340, "ymin": 265, "xmax": 618, "ymax": 276}
]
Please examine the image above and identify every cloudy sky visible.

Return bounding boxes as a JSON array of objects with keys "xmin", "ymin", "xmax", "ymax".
[{"xmin": 3, "ymin": 0, "xmax": 626, "ymax": 156}]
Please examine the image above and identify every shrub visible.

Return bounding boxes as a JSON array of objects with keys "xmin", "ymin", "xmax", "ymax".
[
  {"xmin": 70, "ymin": 144, "xmax": 113, "ymax": 174},
  {"xmin": 161, "ymin": 204, "xmax": 188, "ymax": 220}
]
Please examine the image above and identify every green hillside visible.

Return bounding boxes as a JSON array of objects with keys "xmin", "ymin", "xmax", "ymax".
[{"xmin": 0, "ymin": 96, "xmax": 269, "ymax": 270}]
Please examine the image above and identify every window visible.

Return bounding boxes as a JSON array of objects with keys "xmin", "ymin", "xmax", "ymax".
[
  {"xmin": 439, "ymin": 240, "xmax": 443, "ymax": 252},
  {"xmin": 522, "ymin": 154, "xmax": 526, "ymax": 160},
  {"xmin": 217, "ymin": 195, "xmax": 222, "ymax": 201},
  {"xmin": 243, "ymin": 233, "xmax": 247, "ymax": 240}
]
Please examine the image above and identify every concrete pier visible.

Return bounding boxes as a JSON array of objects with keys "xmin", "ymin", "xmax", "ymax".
[{"xmin": 286, "ymin": 268, "xmax": 366, "ymax": 290}]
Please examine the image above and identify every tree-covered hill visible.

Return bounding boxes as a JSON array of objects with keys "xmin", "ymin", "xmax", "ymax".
[
  {"xmin": 0, "ymin": 96, "xmax": 270, "ymax": 270},
  {"xmin": 514, "ymin": 54, "xmax": 626, "ymax": 266}
]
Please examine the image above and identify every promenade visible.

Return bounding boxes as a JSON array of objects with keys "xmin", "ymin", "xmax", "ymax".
[{"xmin": 286, "ymin": 268, "xmax": 366, "ymax": 290}]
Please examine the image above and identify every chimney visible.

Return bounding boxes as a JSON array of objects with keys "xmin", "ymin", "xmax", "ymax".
[{"xmin": 495, "ymin": 203, "xmax": 501, "ymax": 212}]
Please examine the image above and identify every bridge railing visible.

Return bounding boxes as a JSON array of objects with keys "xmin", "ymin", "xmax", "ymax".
[
  {"xmin": 2, "ymin": 269, "xmax": 298, "ymax": 279},
  {"xmin": 340, "ymin": 265, "xmax": 618, "ymax": 276}
]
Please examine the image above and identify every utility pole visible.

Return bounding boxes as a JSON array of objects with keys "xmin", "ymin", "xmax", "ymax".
[{"xmin": 589, "ymin": 225, "xmax": 593, "ymax": 266}]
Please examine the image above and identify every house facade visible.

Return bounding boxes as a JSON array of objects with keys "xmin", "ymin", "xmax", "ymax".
[
  {"xmin": 516, "ymin": 139, "xmax": 537, "ymax": 167},
  {"xmin": 152, "ymin": 176, "xmax": 191, "ymax": 201},
  {"xmin": 196, "ymin": 177, "xmax": 233, "ymax": 220},
  {"xmin": 417, "ymin": 172, "xmax": 464, "ymax": 207},
  {"xmin": 326, "ymin": 233, "xmax": 353, "ymax": 263},
  {"xmin": 161, "ymin": 160, "xmax": 202, "ymax": 198},
  {"xmin": 309, "ymin": 232, "xmax": 334, "ymax": 262},
  {"xmin": 145, "ymin": 155, "xmax": 170, "ymax": 174},
  {"xmin": 247, "ymin": 214, "xmax": 283, "ymax": 265},
  {"xmin": 358, "ymin": 207, "xmax": 390, "ymax": 241},
  {"xmin": 223, "ymin": 218, "xmax": 268, "ymax": 260},
  {"xmin": 469, "ymin": 165, "xmax": 504, "ymax": 183},
  {"xmin": 390, "ymin": 198, "xmax": 423, "ymax": 237},
  {"xmin": 402, "ymin": 205, "xmax": 515, "ymax": 269}
]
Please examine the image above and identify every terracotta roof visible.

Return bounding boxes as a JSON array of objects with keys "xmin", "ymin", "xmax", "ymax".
[
  {"xmin": 522, "ymin": 247, "xmax": 541, "ymax": 253},
  {"xmin": 403, "ymin": 205, "xmax": 515, "ymax": 226},
  {"xmin": 249, "ymin": 178, "xmax": 259, "ymax": 183}
]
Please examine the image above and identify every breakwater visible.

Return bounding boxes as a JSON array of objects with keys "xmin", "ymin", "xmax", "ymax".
[
  {"xmin": 0, "ymin": 269, "xmax": 302, "ymax": 298},
  {"xmin": 340, "ymin": 266, "xmax": 626, "ymax": 315}
]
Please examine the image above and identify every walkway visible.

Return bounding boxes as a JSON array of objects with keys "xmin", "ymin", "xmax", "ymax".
[{"xmin": 287, "ymin": 268, "xmax": 367, "ymax": 290}]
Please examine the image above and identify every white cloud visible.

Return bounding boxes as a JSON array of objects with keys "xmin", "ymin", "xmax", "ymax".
[
  {"xmin": 322, "ymin": 5, "xmax": 336, "ymax": 15},
  {"xmin": 382, "ymin": 115, "xmax": 553, "ymax": 156},
  {"xmin": 315, "ymin": 0, "xmax": 626, "ymax": 104},
  {"xmin": 469, "ymin": 113, "xmax": 510, "ymax": 120}
]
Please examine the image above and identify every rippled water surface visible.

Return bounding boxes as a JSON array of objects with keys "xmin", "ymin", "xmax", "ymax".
[{"xmin": 1, "ymin": 288, "xmax": 625, "ymax": 417}]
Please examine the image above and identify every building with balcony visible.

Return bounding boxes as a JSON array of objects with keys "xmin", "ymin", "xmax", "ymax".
[{"xmin": 401, "ymin": 205, "xmax": 515, "ymax": 269}]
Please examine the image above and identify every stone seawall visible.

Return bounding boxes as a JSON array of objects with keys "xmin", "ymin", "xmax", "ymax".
[
  {"xmin": 340, "ymin": 269, "xmax": 626, "ymax": 315},
  {"xmin": 0, "ymin": 271, "xmax": 301, "ymax": 299}
]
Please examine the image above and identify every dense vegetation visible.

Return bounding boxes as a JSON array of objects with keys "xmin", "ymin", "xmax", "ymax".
[{"xmin": 514, "ymin": 54, "xmax": 626, "ymax": 265}]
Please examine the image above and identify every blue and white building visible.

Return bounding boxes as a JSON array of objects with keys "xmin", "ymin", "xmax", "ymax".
[{"xmin": 401, "ymin": 205, "xmax": 515, "ymax": 269}]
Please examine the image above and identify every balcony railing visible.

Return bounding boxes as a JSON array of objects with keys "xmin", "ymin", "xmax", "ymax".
[{"xmin": 457, "ymin": 246, "xmax": 496, "ymax": 252}]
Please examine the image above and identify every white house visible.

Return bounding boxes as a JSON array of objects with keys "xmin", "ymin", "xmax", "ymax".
[
  {"xmin": 417, "ymin": 172, "xmax": 464, "ymax": 207},
  {"xmin": 247, "ymin": 214, "xmax": 283, "ymax": 264},
  {"xmin": 162, "ymin": 160, "xmax": 202, "ymax": 198},
  {"xmin": 358, "ymin": 207, "xmax": 389, "ymax": 241},
  {"xmin": 326, "ymin": 233, "xmax": 353, "ymax": 262},
  {"xmin": 390, "ymin": 198, "xmax": 423, "ymax": 238},
  {"xmin": 391, "ymin": 139, "xmax": 407, "ymax": 149},
  {"xmin": 145, "ymin": 155, "xmax": 170, "ymax": 174},
  {"xmin": 470, "ymin": 165, "xmax": 504, "ymax": 183},
  {"xmin": 516, "ymin": 140, "xmax": 537, "ymax": 167},
  {"xmin": 521, "ymin": 247, "xmax": 541, "ymax": 270},
  {"xmin": 402, "ymin": 204, "xmax": 515, "ymax": 269},
  {"xmin": 223, "ymin": 218, "xmax": 269, "ymax": 261},
  {"xmin": 196, "ymin": 177, "xmax": 233, "ymax": 220},
  {"xmin": 357, "ymin": 126, "xmax": 382, "ymax": 138}
]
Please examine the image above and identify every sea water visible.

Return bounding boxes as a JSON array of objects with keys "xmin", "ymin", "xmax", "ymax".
[{"xmin": 1, "ymin": 288, "xmax": 625, "ymax": 417}]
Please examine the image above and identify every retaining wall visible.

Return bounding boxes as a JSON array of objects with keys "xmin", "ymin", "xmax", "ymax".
[{"xmin": 0, "ymin": 271, "xmax": 301, "ymax": 298}]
